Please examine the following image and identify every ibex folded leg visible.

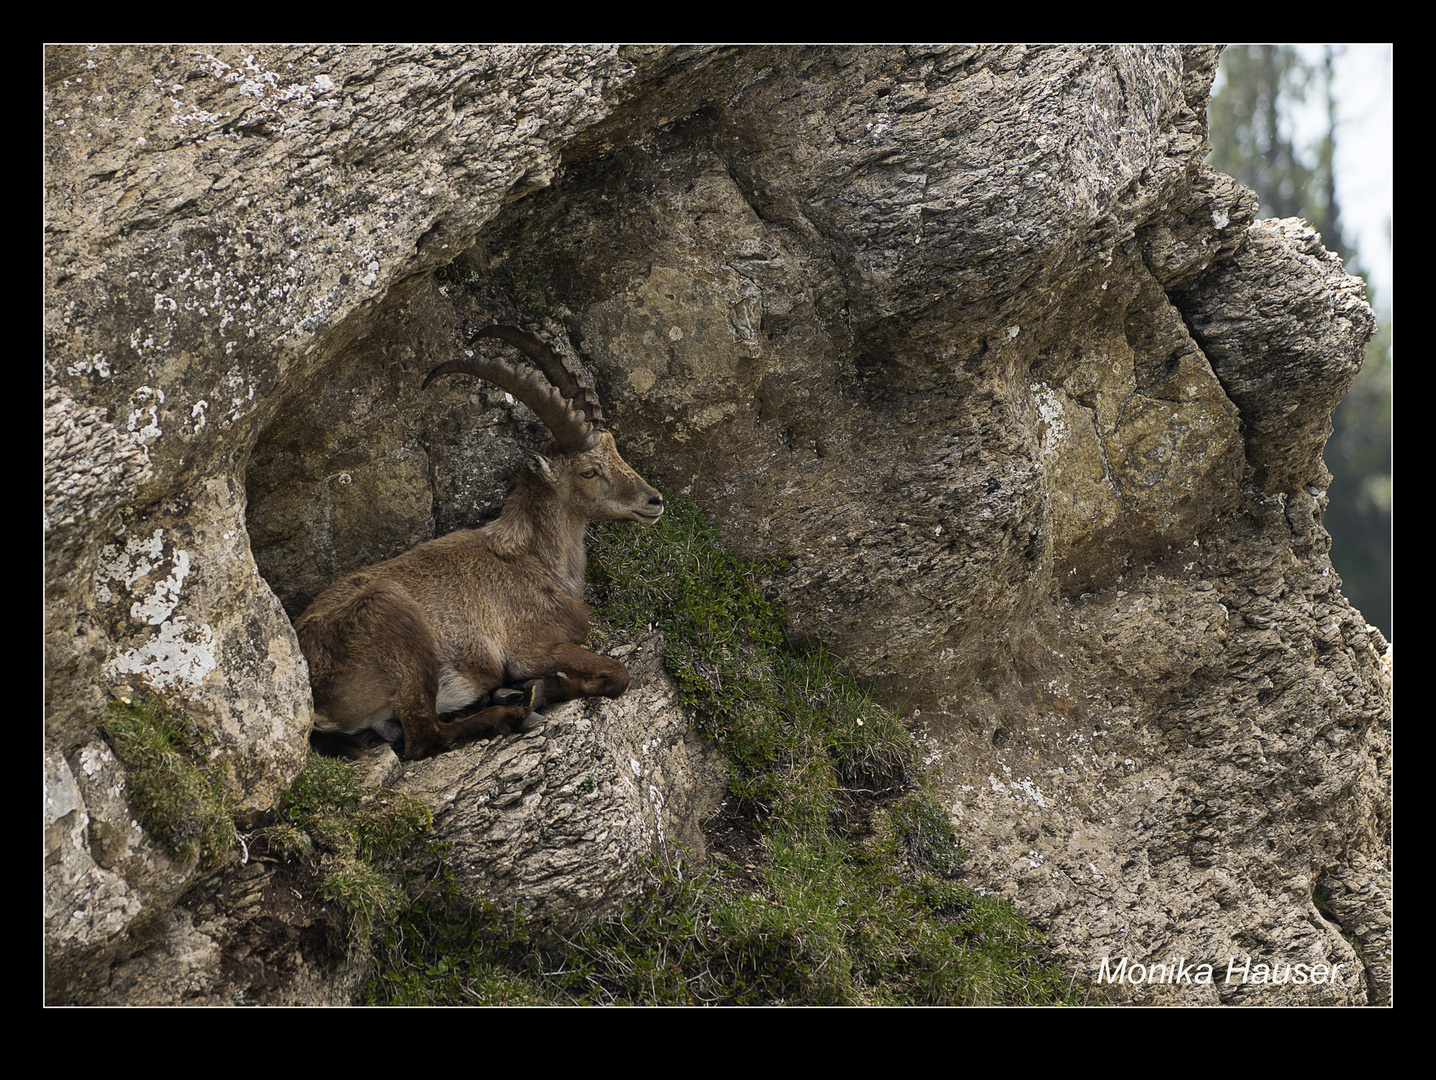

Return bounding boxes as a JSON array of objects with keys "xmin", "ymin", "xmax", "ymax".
[
  {"xmin": 531, "ymin": 644, "xmax": 631, "ymax": 704},
  {"xmin": 439, "ymin": 704, "xmax": 532, "ymax": 742}
]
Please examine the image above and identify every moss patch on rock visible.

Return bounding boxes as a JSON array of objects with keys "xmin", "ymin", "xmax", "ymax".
[{"xmin": 101, "ymin": 697, "xmax": 238, "ymax": 869}]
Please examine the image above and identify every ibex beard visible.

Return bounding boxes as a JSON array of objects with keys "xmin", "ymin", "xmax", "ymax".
[{"xmin": 294, "ymin": 326, "xmax": 664, "ymax": 760}]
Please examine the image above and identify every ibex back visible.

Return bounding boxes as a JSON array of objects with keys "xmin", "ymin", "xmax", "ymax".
[{"xmin": 295, "ymin": 326, "xmax": 664, "ymax": 759}]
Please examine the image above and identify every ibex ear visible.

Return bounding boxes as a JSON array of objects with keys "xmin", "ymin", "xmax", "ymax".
[{"xmin": 528, "ymin": 449, "xmax": 559, "ymax": 484}]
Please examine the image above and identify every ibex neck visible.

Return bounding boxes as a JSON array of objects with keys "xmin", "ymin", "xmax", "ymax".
[{"xmin": 484, "ymin": 470, "xmax": 590, "ymax": 595}]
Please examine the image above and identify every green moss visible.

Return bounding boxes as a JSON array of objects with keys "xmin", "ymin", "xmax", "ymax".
[
  {"xmin": 588, "ymin": 489, "xmax": 912, "ymax": 841},
  {"xmin": 272, "ymin": 752, "xmax": 432, "ymax": 863},
  {"xmin": 101, "ymin": 697, "xmax": 237, "ymax": 869},
  {"xmin": 362, "ymin": 487, "xmax": 1077, "ymax": 1005}
]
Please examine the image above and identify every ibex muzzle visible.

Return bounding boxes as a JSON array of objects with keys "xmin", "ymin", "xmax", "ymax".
[{"xmin": 295, "ymin": 326, "xmax": 663, "ymax": 759}]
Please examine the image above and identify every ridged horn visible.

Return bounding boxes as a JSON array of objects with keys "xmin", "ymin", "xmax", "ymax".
[
  {"xmin": 423, "ymin": 326, "xmax": 601, "ymax": 452},
  {"xmin": 470, "ymin": 325, "xmax": 606, "ymax": 430}
]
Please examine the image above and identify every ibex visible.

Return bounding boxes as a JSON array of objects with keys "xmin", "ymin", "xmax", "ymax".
[{"xmin": 295, "ymin": 325, "xmax": 665, "ymax": 759}]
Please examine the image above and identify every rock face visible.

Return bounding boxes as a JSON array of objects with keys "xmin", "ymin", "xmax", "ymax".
[
  {"xmin": 391, "ymin": 632, "xmax": 727, "ymax": 923},
  {"xmin": 45, "ymin": 44, "xmax": 1389, "ymax": 1005}
]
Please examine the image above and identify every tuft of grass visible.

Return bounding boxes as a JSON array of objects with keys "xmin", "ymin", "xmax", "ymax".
[
  {"xmin": 319, "ymin": 856, "xmax": 406, "ymax": 947},
  {"xmin": 363, "ymin": 844, "xmax": 558, "ymax": 1006},
  {"xmin": 263, "ymin": 753, "xmax": 433, "ymax": 947},
  {"xmin": 370, "ymin": 833, "xmax": 1066, "ymax": 1005},
  {"xmin": 101, "ymin": 697, "xmax": 238, "ymax": 869},
  {"xmin": 887, "ymin": 791, "xmax": 969, "ymax": 879},
  {"xmin": 363, "ymin": 487, "xmax": 1076, "ymax": 1005},
  {"xmin": 502, "ymin": 270, "xmax": 558, "ymax": 319}
]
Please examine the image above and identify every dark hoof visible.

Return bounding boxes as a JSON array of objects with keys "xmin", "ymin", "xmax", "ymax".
[
  {"xmin": 522, "ymin": 678, "xmax": 549, "ymax": 710},
  {"xmin": 493, "ymin": 680, "xmax": 549, "ymax": 712}
]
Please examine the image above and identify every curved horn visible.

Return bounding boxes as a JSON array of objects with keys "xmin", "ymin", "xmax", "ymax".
[
  {"xmin": 423, "ymin": 327, "xmax": 600, "ymax": 452},
  {"xmin": 470, "ymin": 325, "xmax": 606, "ymax": 430}
]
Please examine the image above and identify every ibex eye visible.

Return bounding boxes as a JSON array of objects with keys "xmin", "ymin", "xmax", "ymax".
[{"xmin": 582, "ymin": 469, "xmax": 599, "ymax": 479}]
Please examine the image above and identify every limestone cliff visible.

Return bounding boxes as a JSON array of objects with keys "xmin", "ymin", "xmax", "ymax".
[{"xmin": 45, "ymin": 45, "xmax": 1389, "ymax": 1005}]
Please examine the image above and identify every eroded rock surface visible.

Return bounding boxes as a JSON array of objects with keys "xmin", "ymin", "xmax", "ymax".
[{"xmin": 391, "ymin": 633, "xmax": 726, "ymax": 924}]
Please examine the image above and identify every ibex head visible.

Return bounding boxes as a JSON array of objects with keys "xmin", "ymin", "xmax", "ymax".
[{"xmin": 424, "ymin": 325, "xmax": 664, "ymax": 529}]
